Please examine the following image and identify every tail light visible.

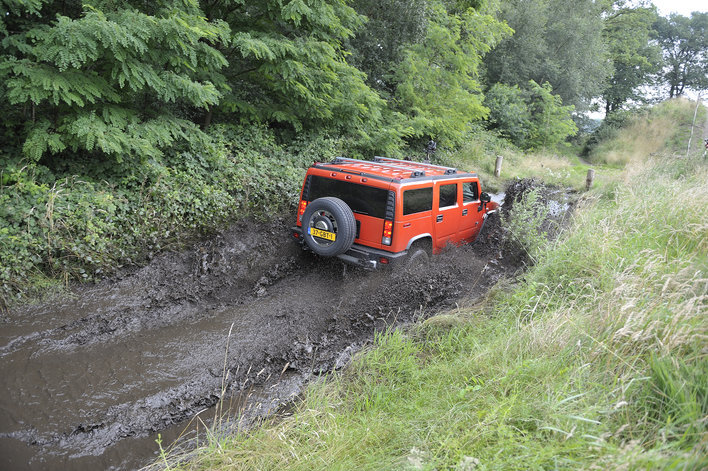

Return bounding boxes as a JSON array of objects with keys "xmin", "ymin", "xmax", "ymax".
[
  {"xmin": 382, "ymin": 220, "xmax": 393, "ymax": 245},
  {"xmin": 297, "ymin": 200, "xmax": 308, "ymax": 222}
]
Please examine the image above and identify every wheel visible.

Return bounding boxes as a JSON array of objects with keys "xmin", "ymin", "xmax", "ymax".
[
  {"xmin": 301, "ymin": 197, "xmax": 356, "ymax": 257},
  {"xmin": 403, "ymin": 245, "xmax": 430, "ymax": 272}
]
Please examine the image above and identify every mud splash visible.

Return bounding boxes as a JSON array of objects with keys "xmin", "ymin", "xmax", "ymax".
[{"xmin": 0, "ymin": 181, "xmax": 569, "ymax": 470}]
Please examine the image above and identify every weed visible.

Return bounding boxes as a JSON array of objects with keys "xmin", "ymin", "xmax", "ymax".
[
  {"xmin": 502, "ymin": 188, "xmax": 550, "ymax": 264},
  {"xmin": 0, "ymin": 125, "xmax": 342, "ymax": 309}
]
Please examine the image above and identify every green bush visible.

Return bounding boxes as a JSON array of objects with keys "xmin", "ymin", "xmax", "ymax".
[
  {"xmin": 524, "ymin": 81, "xmax": 578, "ymax": 149},
  {"xmin": 0, "ymin": 124, "xmax": 342, "ymax": 309},
  {"xmin": 502, "ymin": 188, "xmax": 550, "ymax": 264},
  {"xmin": 484, "ymin": 83, "xmax": 531, "ymax": 146},
  {"xmin": 484, "ymin": 81, "xmax": 577, "ymax": 150}
]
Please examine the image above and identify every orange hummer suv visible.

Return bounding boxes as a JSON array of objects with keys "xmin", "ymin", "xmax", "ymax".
[{"xmin": 291, "ymin": 157, "xmax": 498, "ymax": 269}]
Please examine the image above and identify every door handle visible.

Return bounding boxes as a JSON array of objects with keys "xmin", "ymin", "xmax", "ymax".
[
  {"xmin": 462, "ymin": 209, "xmax": 468, "ymax": 216},
  {"xmin": 436, "ymin": 215, "xmax": 443, "ymax": 223}
]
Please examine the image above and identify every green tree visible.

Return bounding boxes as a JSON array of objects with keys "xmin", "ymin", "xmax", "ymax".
[
  {"xmin": 347, "ymin": 0, "xmax": 429, "ymax": 95},
  {"xmin": 392, "ymin": 0, "xmax": 511, "ymax": 146},
  {"xmin": 525, "ymin": 80, "xmax": 578, "ymax": 149},
  {"xmin": 484, "ymin": 0, "xmax": 610, "ymax": 111},
  {"xmin": 484, "ymin": 83, "xmax": 531, "ymax": 146},
  {"xmin": 601, "ymin": 1, "xmax": 661, "ymax": 114},
  {"xmin": 202, "ymin": 0, "xmax": 385, "ymax": 135},
  {"xmin": 655, "ymin": 12, "xmax": 708, "ymax": 98},
  {"xmin": 484, "ymin": 80, "xmax": 576, "ymax": 149},
  {"xmin": 0, "ymin": 0, "xmax": 229, "ymax": 162}
]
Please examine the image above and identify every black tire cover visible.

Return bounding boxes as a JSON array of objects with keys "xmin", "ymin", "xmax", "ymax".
[{"xmin": 301, "ymin": 197, "xmax": 356, "ymax": 257}]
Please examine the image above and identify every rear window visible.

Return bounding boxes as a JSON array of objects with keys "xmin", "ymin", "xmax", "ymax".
[
  {"xmin": 403, "ymin": 187, "xmax": 433, "ymax": 215},
  {"xmin": 308, "ymin": 176, "xmax": 389, "ymax": 218}
]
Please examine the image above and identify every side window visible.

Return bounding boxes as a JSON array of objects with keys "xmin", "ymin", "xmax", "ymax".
[
  {"xmin": 439, "ymin": 183, "xmax": 458, "ymax": 208},
  {"xmin": 462, "ymin": 181, "xmax": 479, "ymax": 203},
  {"xmin": 403, "ymin": 187, "xmax": 433, "ymax": 215}
]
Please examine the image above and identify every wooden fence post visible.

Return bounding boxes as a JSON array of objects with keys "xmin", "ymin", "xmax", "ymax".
[
  {"xmin": 586, "ymin": 169, "xmax": 595, "ymax": 190},
  {"xmin": 494, "ymin": 155, "xmax": 503, "ymax": 178}
]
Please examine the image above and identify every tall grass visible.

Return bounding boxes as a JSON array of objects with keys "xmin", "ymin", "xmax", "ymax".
[
  {"xmin": 440, "ymin": 131, "xmax": 593, "ymax": 193},
  {"xmin": 589, "ymin": 98, "xmax": 704, "ymax": 167},
  {"xmin": 157, "ymin": 101, "xmax": 707, "ymax": 470},
  {"xmin": 439, "ymin": 127, "xmax": 612, "ymax": 194}
]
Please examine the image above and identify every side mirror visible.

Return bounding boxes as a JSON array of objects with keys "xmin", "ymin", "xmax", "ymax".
[{"xmin": 478, "ymin": 192, "xmax": 490, "ymax": 212}]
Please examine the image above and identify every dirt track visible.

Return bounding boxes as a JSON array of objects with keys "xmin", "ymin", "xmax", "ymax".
[{"xmin": 0, "ymin": 181, "xmax": 571, "ymax": 470}]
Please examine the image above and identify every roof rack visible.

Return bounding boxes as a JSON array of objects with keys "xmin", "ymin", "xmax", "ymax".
[
  {"xmin": 373, "ymin": 156, "xmax": 457, "ymax": 175},
  {"xmin": 332, "ymin": 157, "xmax": 425, "ymax": 178}
]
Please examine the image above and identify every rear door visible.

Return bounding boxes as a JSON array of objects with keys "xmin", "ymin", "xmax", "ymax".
[
  {"xmin": 306, "ymin": 174, "xmax": 390, "ymax": 248},
  {"xmin": 433, "ymin": 181, "xmax": 459, "ymax": 250}
]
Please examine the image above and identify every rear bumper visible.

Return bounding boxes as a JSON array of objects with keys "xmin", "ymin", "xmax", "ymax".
[{"xmin": 291, "ymin": 226, "xmax": 407, "ymax": 269}]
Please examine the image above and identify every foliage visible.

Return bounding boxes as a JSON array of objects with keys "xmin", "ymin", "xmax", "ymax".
[
  {"xmin": 0, "ymin": 0, "xmax": 229, "ymax": 162},
  {"xmin": 502, "ymin": 188, "xmax": 550, "ymax": 264},
  {"xmin": 654, "ymin": 12, "xmax": 708, "ymax": 98},
  {"xmin": 347, "ymin": 0, "xmax": 429, "ymax": 95},
  {"xmin": 483, "ymin": 83, "xmax": 531, "ymax": 145},
  {"xmin": 601, "ymin": 1, "xmax": 661, "ymax": 114},
  {"xmin": 524, "ymin": 81, "xmax": 578, "ymax": 149},
  {"xmin": 202, "ymin": 0, "xmax": 385, "ymax": 135},
  {"xmin": 392, "ymin": 0, "xmax": 511, "ymax": 146},
  {"xmin": 484, "ymin": 0, "xmax": 610, "ymax": 111},
  {"xmin": 484, "ymin": 81, "xmax": 577, "ymax": 149},
  {"xmin": 0, "ymin": 124, "xmax": 340, "ymax": 308},
  {"xmin": 342, "ymin": 107, "xmax": 415, "ymax": 159}
]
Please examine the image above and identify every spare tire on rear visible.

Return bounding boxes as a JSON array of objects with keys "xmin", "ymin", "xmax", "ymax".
[{"xmin": 301, "ymin": 197, "xmax": 357, "ymax": 257}]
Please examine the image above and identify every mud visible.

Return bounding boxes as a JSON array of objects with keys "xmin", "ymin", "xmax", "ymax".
[
  {"xmin": 0, "ymin": 181, "xmax": 568, "ymax": 470},
  {"xmin": 499, "ymin": 178, "xmax": 576, "ymax": 267}
]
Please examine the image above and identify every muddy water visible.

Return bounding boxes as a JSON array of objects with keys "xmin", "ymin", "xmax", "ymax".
[{"xmin": 1, "ymin": 212, "xmax": 517, "ymax": 470}]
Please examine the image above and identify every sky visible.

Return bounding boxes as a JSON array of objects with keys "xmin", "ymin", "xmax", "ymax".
[{"xmin": 651, "ymin": 0, "xmax": 708, "ymax": 17}]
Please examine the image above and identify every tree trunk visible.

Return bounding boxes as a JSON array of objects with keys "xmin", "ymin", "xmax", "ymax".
[{"xmin": 202, "ymin": 105, "xmax": 214, "ymax": 130}]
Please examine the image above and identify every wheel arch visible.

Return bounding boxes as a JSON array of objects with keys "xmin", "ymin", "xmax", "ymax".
[{"xmin": 406, "ymin": 234, "xmax": 432, "ymax": 252}]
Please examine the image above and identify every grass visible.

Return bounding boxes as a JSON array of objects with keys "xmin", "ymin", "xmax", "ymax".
[
  {"xmin": 155, "ymin": 99, "xmax": 707, "ymax": 470},
  {"xmin": 440, "ymin": 130, "xmax": 616, "ymax": 194},
  {"xmin": 588, "ymin": 97, "xmax": 705, "ymax": 167}
]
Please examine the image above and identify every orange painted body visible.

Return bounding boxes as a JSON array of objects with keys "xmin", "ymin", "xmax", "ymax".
[{"xmin": 295, "ymin": 157, "xmax": 497, "ymax": 259}]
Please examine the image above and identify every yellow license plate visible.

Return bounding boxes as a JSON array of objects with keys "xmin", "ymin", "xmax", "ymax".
[{"xmin": 309, "ymin": 227, "xmax": 336, "ymax": 241}]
